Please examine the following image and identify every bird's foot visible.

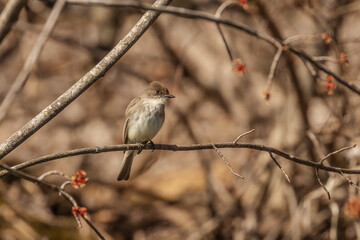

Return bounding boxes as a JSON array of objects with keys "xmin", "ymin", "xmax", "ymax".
[{"xmin": 137, "ymin": 143, "xmax": 143, "ymax": 154}]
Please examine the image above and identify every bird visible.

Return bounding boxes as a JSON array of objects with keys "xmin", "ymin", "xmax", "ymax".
[{"xmin": 117, "ymin": 81, "xmax": 175, "ymax": 181}]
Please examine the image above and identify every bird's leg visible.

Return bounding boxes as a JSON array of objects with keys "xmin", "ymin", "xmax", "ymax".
[
  {"xmin": 148, "ymin": 140, "xmax": 155, "ymax": 152},
  {"xmin": 137, "ymin": 140, "xmax": 156, "ymax": 154},
  {"xmin": 136, "ymin": 142, "xmax": 144, "ymax": 154}
]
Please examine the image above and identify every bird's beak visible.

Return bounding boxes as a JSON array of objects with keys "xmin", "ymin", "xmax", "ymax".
[{"xmin": 165, "ymin": 94, "xmax": 175, "ymax": 98}]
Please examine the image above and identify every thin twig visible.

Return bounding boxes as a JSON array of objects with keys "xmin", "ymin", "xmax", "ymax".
[
  {"xmin": 283, "ymin": 34, "xmax": 321, "ymax": 45},
  {"xmin": 338, "ymin": 170, "xmax": 360, "ymax": 189},
  {"xmin": 38, "ymin": 170, "xmax": 70, "ymax": 181},
  {"xmin": 214, "ymin": 0, "xmax": 237, "ymax": 16},
  {"xmin": 315, "ymin": 168, "xmax": 330, "ymax": 200},
  {"xmin": 321, "ymin": 145, "xmax": 357, "ymax": 165},
  {"xmin": 306, "ymin": 131, "xmax": 324, "ymax": 158},
  {"xmin": 269, "ymin": 152, "xmax": 290, "ymax": 183},
  {"xmin": 60, "ymin": 180, "xmax": 72, "ymax": 191},
  {"xmin": 0, "ymin": 0, "xmax": 67, "ymax": 123},
  {"xmin": 306, "ymin": 131, "xmax": 331, "ymax": 199},
  {"xmin": 211, "ymin": 143, "xmax": 244, "ymax": 179},
  {"xmin": 0, "ymin": 0, "xmax": 173, "ymax": 160},
  {"xmin": 234, "ymin": 129, "xmax": 255, "ymax": 144},
  {"xmin": 214, "ymin": 0, "xmax": 237, "ymax": 61},
  {"xmin": 265, "ymin": 48, "xmax": 283, "ymax": 94},
  {"xmin": 303, "ymin": 58, "xmax": 318, "ymax": 78},
  {"xmin": 2, "ymin": 141, "xmax": 360, "ymax": 178},
  {"xmin": 312, "ymin": 56, "xmax": 338, "ymax": 63},
  {"xmin": 216, "ymin": 24, "xmax": 233, "ymax": 61}
]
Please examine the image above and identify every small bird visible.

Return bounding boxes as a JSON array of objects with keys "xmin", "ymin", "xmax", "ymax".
[{"xmin": 117, "ymin": 81, "xmax": 175, "ymax": 181}]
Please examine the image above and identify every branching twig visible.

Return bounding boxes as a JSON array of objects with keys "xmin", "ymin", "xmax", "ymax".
[
  {"xmin": 269, "ymin": 152, "xmax": 290, "ymax": 183},
  {"xmin": 307, "ymin": 131, "xmax": 358, "ymax": 199},
  {"xmin": 0, "ymin": 0, "xmax": 67, "ymax": 123},
  {"xmin": 0, "ymin": 162, "xmax": 105, "ymax": 239},
  {"xmin": 307, "ymin": 131, "xmax": 331, "ymax": 199},
  {"xmin": 66, "ymin": 0, "xmax": 360, "ymax": 95},
  {"xmin": 211, "ymin": 143, "xmax": 244, "ymax": 179},
  {"xmin": 321, "ymin": 144, "xmax": 357, "ymax": 165}
]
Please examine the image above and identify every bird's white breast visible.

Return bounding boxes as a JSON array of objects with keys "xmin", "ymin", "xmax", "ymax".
[{"xmin": 126, "ymin": 98, "xmax": 166, "ymax": 143}]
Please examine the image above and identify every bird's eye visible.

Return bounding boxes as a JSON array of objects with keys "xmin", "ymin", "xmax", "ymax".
[{"xmin": 156, "ymin": 90, "xmax": 160, "ymax": 94}]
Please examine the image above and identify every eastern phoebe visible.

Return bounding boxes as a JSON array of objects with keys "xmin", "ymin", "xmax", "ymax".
[{"xmin": 117, "ymin": 81, "xmax": 175, "ymax": 181}]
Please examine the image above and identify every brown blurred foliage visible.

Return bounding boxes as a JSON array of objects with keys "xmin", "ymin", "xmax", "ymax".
[{"xmin": 1, "ymin": 0, "xmax": 360, "ymax": 239}]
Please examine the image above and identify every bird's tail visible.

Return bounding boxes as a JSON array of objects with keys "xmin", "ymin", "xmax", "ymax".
[{"xmin": 117, "ymin": 150, "xmax": 135, "ymax": 181}]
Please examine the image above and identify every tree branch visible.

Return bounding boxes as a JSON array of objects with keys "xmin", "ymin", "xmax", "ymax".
[
  {"xmin": 0, "ymin": 0, "xmax": 173, "ymax": 160},
  {"xmin": 0, "ymin": 162, "xmax": 106, "ymax": 239},
  {"xmin": 66, "ymin": 0, "xmax": 360, "ymax": 95},
  {"xmin": 1, "ymin": 140, "xmax": 359, "ymax": 178}
]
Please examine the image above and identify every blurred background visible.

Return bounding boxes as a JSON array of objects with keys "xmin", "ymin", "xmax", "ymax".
[{"xmin": 0, "ymin": 0, "xmax": 360, "ymax": 239}]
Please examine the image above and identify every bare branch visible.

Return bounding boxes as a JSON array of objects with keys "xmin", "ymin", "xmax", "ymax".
[
  {"xmin": 312, "ymin": 56, "xmax": 338, "ymax": 63},
  {"xmin": 0, "ymin": 0, "xmax": 173, "ymax": 160},
  {"xmin": 265, "ymin": 48, "xmax": 283, "ymax": 95},
  {"xmin": 307, "ymin": 131, "xmax": 331, "ymax": 199},
  {"xmin": 60, "ymin": 180, "xmax": 72, "ymax": 191},
  {"xmin": 283, "ymin": 34, "xmax": 321, "ymax": 45},
  {"xmin": 269, "ymin": 152, "xmax": 290, "ymax": 183},
  {"xmin": 1, "ymin": 140, "xmax": 360, "ymax": 179},
  {"xmin": 0, "ymin": 0, "xmax": 26, "ymax": 43},
  {"xmin": 338, "ymin": 170, "xmax": 360, "ymax": 190},
  {"xmin": 38, "ymin": 170, "xmax": 70, "ymax": 181},
  {"xmin": 321, "ymin": 145, "xmax": 357, "ymax": 165},
  {"xmin": 315, "ymin": 168, "xmax": 330, "ymax": 200},
  {"xmin": 0, "ymin": 0, "xmax": 67, "ymax": 123},
  {"xmin": 211, "ymin": 143, "xmax": 244, "ymax": 179},
  {"xmin": 234, "ymin": 129, "xmax": 255, "ymax": 144},
  {"xmin": 214, "ymin": 0, "xmax": 238, "ymax": 61},
  {"xmin": 303, "ymin": 58, "xmax": 318, "ymax": 78}
]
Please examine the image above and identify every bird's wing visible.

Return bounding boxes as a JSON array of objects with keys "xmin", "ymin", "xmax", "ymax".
[
  {"xmin": 123, "ymin": 96, "xmax": 141, "ymax": 143},
  {"xmin": 122, "ymin": 118, "xmax": 129, "ymax": 144},
  {"xmin": 125, "ymin": 96, "xmax": 141, "ymax": 116}
]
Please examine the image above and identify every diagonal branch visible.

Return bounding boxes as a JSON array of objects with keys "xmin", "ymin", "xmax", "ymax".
[
  {"xmin": 211, "ymin": 143, "xmax": 244, "ymax": 179},
  {"xmin": 0, "ymin": 0, "xmax": 173, "ymax": 160},
  {"xmin": 269, "ymin": 152, "xmax": 290, "ymax": 183}
]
